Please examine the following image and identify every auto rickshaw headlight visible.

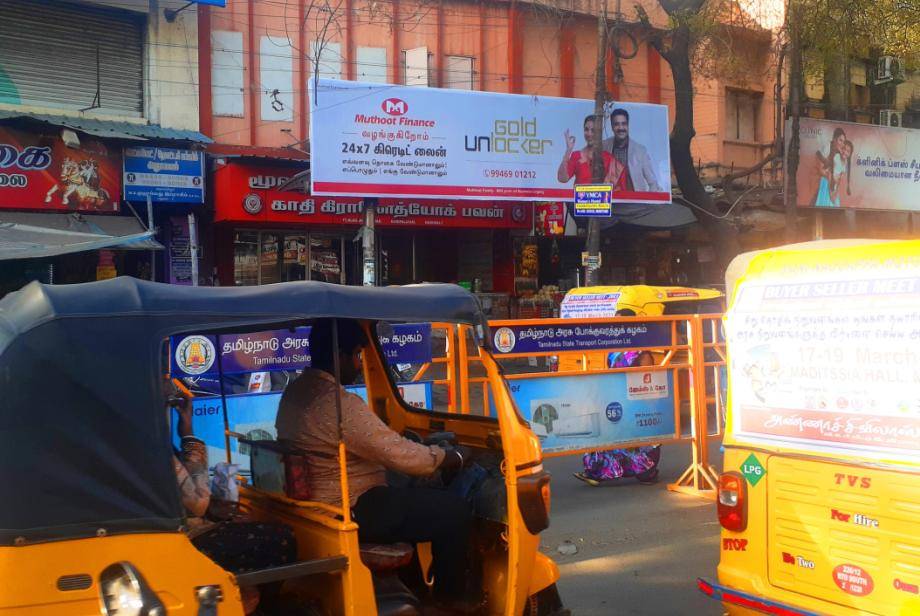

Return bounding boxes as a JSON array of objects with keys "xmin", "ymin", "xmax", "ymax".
[{"xmin": 99, "ymin": 562, "xmax": 166, "ymax": 616}]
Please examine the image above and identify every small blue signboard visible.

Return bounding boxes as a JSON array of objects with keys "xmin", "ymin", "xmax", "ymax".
[
  {"xmin": 491, "ymin": 321, "xmax": 671, "ymax": 355},
  {"xmin": 189, "ymin": 0, "xmax": 226, "ymax": 6},
  {"xmin": 123, "ymin": 147, "xmax": 205, "ymax": 204},
  {"xmin": 573, "ymin": 184, "xmax": 613, "ymax": 217},
  {"xmin": 170, "ymin": 323, "xmax": 432, "ymax": 378}
]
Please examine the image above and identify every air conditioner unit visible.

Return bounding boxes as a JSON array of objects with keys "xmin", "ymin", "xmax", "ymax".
[
  {"xmin": 875, "ymin": 56, "xmax": 905, "ymax": 84},
  {"xmin": 879, "ymin": 109, "xmax": 903, "ymax": 127}
]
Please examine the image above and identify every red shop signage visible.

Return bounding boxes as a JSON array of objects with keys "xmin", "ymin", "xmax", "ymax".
[
  {"xmin": 0, "ymin": 127, "xmax": 121, "ymax": 212},
  {"xmin": 214, "ymin": 161, "xmax": 533, "ymax": 228}
]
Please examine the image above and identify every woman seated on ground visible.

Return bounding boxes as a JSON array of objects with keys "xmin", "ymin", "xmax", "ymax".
[
  {"xmin": 573, "ymin": 309, "xmax": 663, "ymax": 487},
  {"xmin": 170, "ymin": 384, "xmax": 297, "ymax": 613}
]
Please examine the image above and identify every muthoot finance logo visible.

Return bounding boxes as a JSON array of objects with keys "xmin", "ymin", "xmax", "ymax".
[
  {"xmin": 465, "ymin": 117, "xmax": 553, "ymax": 155},
  {"xmin": 175, "ymin": 335, "xmax": 216, "ymax": 375},
  {"xmin": 382, "ymin": 98, "xmax": 409, "ymax": 116}
]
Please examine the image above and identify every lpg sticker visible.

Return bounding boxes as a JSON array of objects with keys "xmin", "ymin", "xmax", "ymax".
[
  {"xmin": 722, "ymin": 538, "xmax": 748, "ymax": 552},
  {"xmin": 740, "ymin": 453, "xmax": 765, "ymax": 487},
  {"xmin": 833, "ymin": 564, "xmax": 874, "ymax": 596},
  {"xmin": 894, "ymin": 579, "xmax": 919, "ymax": 595}
]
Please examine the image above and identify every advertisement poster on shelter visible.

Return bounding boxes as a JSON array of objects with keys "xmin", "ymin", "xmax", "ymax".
[
  {"xmin": 792, "ymin": 117, "xmax": 920, "ymax": 211},
  {"xmin": 505, "ymin": 371, "xmax": 675, "ymax": 454},
  {"xmin": 726, "ymin": 246, "xmax": 920, "ymax": 460},
  {"xmin": 309, "ymin": 79, "xmax": 671, "ymax": 203},
  {"xmin": 0, "ymin": 126, "xmax": 120, "ymax": 211}
]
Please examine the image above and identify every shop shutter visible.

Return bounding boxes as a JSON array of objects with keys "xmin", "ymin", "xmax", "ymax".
[{"xmin": 0, "ymin": 0, "xmax": 144, "ymax": 116}]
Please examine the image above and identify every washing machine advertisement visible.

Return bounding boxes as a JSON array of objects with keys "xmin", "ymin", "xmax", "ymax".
[{"xmin": 509, "ymin": 371, "xmax": 675, "ymax": 454}]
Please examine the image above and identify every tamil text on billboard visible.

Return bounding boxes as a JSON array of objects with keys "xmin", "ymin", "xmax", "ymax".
[
  {"xmin": 792, "ymin": 117, "xmax": 920, "ymax": 211},
  {"xmin": 309, "ymin": 79, "xmax": 671, "ymax": 204}
]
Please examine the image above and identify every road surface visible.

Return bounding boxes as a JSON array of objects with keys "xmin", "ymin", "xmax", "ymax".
[{"xmin": 540, "ymin": 441, "xmax": 723, "ymax": 615}]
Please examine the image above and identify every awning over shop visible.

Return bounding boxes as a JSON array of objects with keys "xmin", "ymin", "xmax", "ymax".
[
  {"xmin": 599, "ymin": 201, "xmax": 698, "ymax": 229},
  {"xmin": 0, "ymin": 110, "xmax": 212, "ymax": 143},
  {"xmin": 0, "ymin": 212, "xmax": 163, "ymax": 260}
]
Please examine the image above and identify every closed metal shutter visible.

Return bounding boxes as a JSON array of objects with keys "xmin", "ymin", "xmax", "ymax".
[{"xmin": 0, "ymin": 0, "xmax": 144, "ymax": 116}]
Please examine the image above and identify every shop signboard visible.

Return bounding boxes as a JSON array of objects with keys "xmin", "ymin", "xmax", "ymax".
[
  {"xmin": 123, "ymin": 147, "xmax": 205, "ymax": 204},
  {"xmin": 0, "ymin": 126, "xmax": 120, "ymax": 212},
  {"xmin": 726, "ymin": 249, "xmax": 920, "ymax": 461},
  {"xmin": 214, "ymin": 161, "xmax": 533, "ymax": 228},
  {"xmin": 505, "ymin": 371, "xmax": 675, "ymax": 454},
  {"xmin": 490, "ymin": 321, "xmax": 671, "ymax": 355},
  {"xmin": 309, "ymin": 78, "xmax": 672, "ymax": 204},
  {"xmin": 791, "ymin": 117, "xmax": 920, "ymax": 211},
  {"xmin": 573, "ymin": 184, "xmax": 613, "ymax": 216}
]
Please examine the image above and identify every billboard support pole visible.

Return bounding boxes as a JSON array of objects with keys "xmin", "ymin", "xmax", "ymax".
[
  {"xmin": 146, "ymin": 196, "xmax": 156, "ymax": 281},
  {"xmin": 585, "ymin": 0, "xmax": 609, "ymax": 287},
  {"xmin": 363, "ymin": 198, "xmax": 377, "ymax": 286}
]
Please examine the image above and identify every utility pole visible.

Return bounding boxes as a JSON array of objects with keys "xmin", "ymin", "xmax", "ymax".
[
  {"xmin": 784, "ymin": 0, "xmax": 801, "ymax": 243},
  {"xmin": 362, "ymin": 198, "xmax": 377, "ymax": 286},
  {"xmin": 585, "ymin": 0, "xmax": 608, "ymax": 286}
]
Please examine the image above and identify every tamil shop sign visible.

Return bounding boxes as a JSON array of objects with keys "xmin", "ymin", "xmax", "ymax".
[
  {"xmin": 213, "ymin": 161, "xmax": 533, "ymax": 228},
  {"xmin": 309, "ymin": 78, "xmax": 671, "ymax": 204},
  {"xmin": 123, "ymin": 147, "xmax": 205, "ymax": 204},
  {"xmin": 0, "ymin": 126, "xmax": 120, "ymax": 212}
]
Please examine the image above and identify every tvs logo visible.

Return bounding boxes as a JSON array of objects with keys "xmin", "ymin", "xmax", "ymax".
[
  {"xmin": 382, "ymin": 98, "xmax": 408, "ymax": 116},
  {"xmin": 834, "ymin": 474, "xmax": 871, "ymax": 489}
]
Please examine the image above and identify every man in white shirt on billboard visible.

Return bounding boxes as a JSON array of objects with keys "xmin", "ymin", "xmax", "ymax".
[{"xmin": 602, "ymin": 108, "xmax": 661, "ymax": 193}]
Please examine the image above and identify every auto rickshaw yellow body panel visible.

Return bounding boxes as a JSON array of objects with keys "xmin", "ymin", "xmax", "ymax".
[
  {"xmin": 703, "ymin": 240, "xmax": 920, "ymax": 616},
  {"xmin": 0, "ymin": 534, "xmax": 243, "ymax": 615},
  {"xmin": 557, "ymin": 284, "xmax": 723, "ymax": 372}
]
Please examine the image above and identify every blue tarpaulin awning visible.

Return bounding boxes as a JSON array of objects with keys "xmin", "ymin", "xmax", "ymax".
[{"xmin": 0, "ymin": 212, "xmax": 163, "ymax": 261}]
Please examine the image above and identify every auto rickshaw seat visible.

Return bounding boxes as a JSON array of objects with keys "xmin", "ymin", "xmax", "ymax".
[
  {"xmin": 242, "ymin": 438, "xmax": 311, "ymax": 500},
  {"xmin": 359, "ymin": 542, "xmax": 414, "ymax": 572}
]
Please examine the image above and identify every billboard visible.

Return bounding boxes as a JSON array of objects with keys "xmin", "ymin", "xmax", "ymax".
[
  {"xmin": 309, "ymin": 79, "xmax": 671, "ymax": 204},
  {"xmin": 792, "ymin": 118, "xmax": 920, "ymax": 211},
  {"xmin": 0, "ymin": 126, "xmax": 120, "ymax": 212},
  {"xmin": 506, "ymin": 371, "xmax": 675, "ymax": 454},
  {"xmin": 123, "ymin": 147, "xmax": 205, "ymax": 204}
]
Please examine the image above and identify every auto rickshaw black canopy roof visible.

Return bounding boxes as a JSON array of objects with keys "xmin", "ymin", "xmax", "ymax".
[{"xmin": 0, "ymin": 277, "xmax": 486, "ymax": 545}]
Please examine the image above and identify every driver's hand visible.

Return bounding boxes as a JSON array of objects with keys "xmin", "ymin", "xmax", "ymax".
[{"xmin": 437, "ymin": 444, "xmax": 473, "ymax": 470}]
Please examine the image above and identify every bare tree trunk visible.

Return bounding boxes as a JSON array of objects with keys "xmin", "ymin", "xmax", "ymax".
[
  {"xmin": 584, "ymin": 0, "xmax": 608, "ymax": 286},
  {"xmin": 785, "ymin": 15, "xmax": 802, "ymax": 243},
  {"xmin": 657, "ymin": 23, "xmax": 740, "ymax": 269}
]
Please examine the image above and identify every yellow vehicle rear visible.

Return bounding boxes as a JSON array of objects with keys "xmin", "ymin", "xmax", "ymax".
[{"xmin": 699, "ymin": 240, "xmax": 920, "ymax": 615}]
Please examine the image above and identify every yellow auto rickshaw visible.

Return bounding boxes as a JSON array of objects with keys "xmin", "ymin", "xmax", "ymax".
[
  {"xmin": 0, "ymin": 278, "xmax": 564, "ymax": 615},
  {"xmin": 699, "ymin": 239, "xmax": 920, "ymax": 615},
  {"xmin": 556, "ymin": 284, "xmax": 724, "ymax": 372}
]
